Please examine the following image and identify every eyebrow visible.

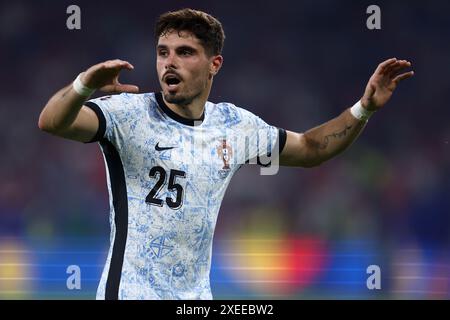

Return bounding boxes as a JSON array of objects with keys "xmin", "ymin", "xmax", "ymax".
[
  {"xmin": 176, "ymin": 45, "xmax": 197, "ymax": 52},
  {"xmin": 156, "ymin": 44, "xmax": 198, "ymax": 52}
]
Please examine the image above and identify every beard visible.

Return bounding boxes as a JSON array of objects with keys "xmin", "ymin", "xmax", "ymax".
[
  {"xmin": 164, "ymin": 92, "xmax": 193, "ymax": 106},
  {"xmin": 163, "ymin": 85, "xmax": 204, "ymax": 107}
]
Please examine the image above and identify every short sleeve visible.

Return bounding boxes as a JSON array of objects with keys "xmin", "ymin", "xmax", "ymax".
[
  {"xmin": 84, "ymin": 94, "xmax": 128, "ymax": 144},
  {"xmin": 237, "ymin": 109, "xmax": 287, "ymax": 167}
]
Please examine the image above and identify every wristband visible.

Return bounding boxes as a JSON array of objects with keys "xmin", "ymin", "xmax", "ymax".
[
  {"xmin": 350, "ymin": 100, "xmax": 374, "ymax": 121},
  {"xmin": 73, "ymin": 73, "xmax": 95, "ymax": 97}
]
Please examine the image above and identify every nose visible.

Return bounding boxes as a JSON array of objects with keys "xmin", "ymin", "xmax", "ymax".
[{"xmin": 164, "ymin": 52, "xmax": 178, "ymax": 70}]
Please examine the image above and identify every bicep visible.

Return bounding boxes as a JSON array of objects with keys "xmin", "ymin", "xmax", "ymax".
[
  {"xmin": 57, "ymin": 105, "xmax": 100, "ymax": 143},
  {"xmin": 279, "ymin": 130, "xmax": 318, "ymax": 167}
]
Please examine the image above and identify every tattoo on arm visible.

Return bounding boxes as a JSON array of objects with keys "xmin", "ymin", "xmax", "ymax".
[
  {"xmin": 61, "ymin": 87, "xmax": 71, "ymax": 98},
  {"xmin": 318, "ymin": 125, "xmax": 353, "ymax": 150}
]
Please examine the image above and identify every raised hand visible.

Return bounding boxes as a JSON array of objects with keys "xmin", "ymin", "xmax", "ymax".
[
  {"xmin": 80, "ymin": 59, "xmax": 139, "ymax": 94},
  {"xmin": 361, "ymin": 58, "xmax": 414, "ymax": 111}
]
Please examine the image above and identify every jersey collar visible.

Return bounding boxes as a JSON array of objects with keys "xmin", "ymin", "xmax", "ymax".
[{"xmin": 155, "ymin": 92, "xmax": 205, "ymax": 126}]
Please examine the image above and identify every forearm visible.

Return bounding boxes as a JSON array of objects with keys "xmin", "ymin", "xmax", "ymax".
[
  {"xmin": 302, "ymin": 108, "xmax": 367, "ymax": 165},
  {"xmin": 281, "ymin": 58, "xmax": 413, "ymax": 168},
  {"xmin": 38, "ymin": 82, "xmax": 89, "ymax": 133}
]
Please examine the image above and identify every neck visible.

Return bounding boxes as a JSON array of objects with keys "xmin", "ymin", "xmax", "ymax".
[
  {"xmin": 162, "ymin": 81, "xmax": 213, "ymax": 120},
  {"xmin": 163, "ymin": 96, "xmax": 205, "ymax": 120}
]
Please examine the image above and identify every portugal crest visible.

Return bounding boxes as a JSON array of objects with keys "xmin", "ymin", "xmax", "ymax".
[{"xmin": 216, "ymin": 139, "xmax": 233, "ymax": 176}]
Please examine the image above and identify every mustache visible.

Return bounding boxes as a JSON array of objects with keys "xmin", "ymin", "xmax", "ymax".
[{"xmin": 162, "ymin": 71, "xmax": 183, "ymax": 81}]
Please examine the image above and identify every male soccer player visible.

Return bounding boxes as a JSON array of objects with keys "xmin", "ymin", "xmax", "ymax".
[{"xmin": 38, "ymin": 9, "xmax": 413, "ymax": 299}]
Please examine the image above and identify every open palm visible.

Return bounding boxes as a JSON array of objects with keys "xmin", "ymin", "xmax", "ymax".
[
  {"xmin": 361, "ymin": 58, "xmax": 414, "ymax": 111},
  {"xmin": 81, "ymin": 59, "xmax": 139, "ymax": 94}
]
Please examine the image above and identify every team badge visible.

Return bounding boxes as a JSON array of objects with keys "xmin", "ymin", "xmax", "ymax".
[{"xmin": 216, "ymin": 139, "xmax": 233, "ymax": 177}]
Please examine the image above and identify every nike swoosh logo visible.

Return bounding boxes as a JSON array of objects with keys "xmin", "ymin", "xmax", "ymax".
[{"xmin": 155, "ymin": 142, "xmax": 176, "ymax": 151}]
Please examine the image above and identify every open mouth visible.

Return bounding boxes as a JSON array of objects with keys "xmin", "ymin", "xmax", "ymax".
[{"xmin": 164, "ymin": 74, "xmax": 181, "ymax": 87}]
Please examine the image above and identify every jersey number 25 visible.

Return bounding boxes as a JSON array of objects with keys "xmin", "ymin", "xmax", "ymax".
[{"xmin": 145, "ymin": 166, "xmax": 186, "ymax": 210}]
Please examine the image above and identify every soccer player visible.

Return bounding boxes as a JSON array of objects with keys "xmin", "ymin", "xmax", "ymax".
[{"xmin": 38, "ymin": 9, "xmax": 413, "ymax": 299}]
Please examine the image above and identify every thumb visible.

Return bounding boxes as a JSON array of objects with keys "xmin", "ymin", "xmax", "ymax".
[
  {"xmin": 115, "ymin": 84, "xmax": 140, "ymax": 93},
  {"xmin": 365, "ymin": 82, "xmax": 376, "ymax": 99},
  {"xmin": 101, "ymin": 83, "xmax": 140, "ymax": 94}
]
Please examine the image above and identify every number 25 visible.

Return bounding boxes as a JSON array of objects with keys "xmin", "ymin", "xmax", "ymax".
[{"xmin": 145, "ymin": 166, "xmax": 186, "ymax": 210}]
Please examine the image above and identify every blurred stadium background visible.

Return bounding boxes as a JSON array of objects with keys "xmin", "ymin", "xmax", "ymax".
[{"xmin": 0, "ymin": 0, "xmax": 449, "ymax": 299}]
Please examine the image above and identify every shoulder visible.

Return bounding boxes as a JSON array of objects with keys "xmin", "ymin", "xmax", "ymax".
[
  {"xmin": 86, "ymin": 92, "xmax": 157, "ymax": 117},
  {"xmin": 206, "ymin": 101, "xmax": 261, "ymax": 127},
  {"xmin": 90, "ymin": 92, "xmax": 154, "ymax": 107}
]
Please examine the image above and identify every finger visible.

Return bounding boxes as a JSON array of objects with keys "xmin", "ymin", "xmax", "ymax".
[
  {"xmin": 387, "ymin": 60, "xmax": 411, "ymax": 78},
  {"xmin": 105, "ymin": 59, "xmax": 128, "ymax": 65},
  {"xmin": 104, "ymin": 60, "xmax": 134, "ymax": 70},
  {"xmin": 376, "ymin": 58, "xmax": 397, "ymax": 74},
  {"xmin": 103, "ymin": 59, "xmax": 122, "ymax": 68},
  {"xmin": 103, "ymin": 83, "xmax": 139, "ymax": 93},
  {"xmin": 111, "ymin": 63, "xmax": 135, "ymax": 72},
  {"xmin": 115, "ymin": 60, "xmax": 134, "ymax": 70},
  {"xmin": 393, "ymin": 71, "xmax": 414, "ymax": 84},
  {"xmin": 115, "ymin": 84, "xmax": 140, "ymax": 93}
]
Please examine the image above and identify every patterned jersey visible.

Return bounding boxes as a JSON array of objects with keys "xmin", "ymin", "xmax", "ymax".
[{"xmin": 85, "ymin": 92, "xmax": 286, "ymax": 300}]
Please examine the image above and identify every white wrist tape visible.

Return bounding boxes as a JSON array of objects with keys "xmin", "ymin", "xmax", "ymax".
[
  {"xmin": 350, "ymin": 100, "xmax": 374, "ymax": 121},
  {"xmin": 73, "ymin": 73, "xmax": 95, "ymax": 97}
]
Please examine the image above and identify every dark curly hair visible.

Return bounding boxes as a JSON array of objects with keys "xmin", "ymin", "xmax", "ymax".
[{"xmin": 155, "ymin": 8, "xmax": 225, "ymax": 56}]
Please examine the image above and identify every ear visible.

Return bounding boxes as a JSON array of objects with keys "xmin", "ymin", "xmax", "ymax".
[{"xmin": 210, "ymin": 55, "xmax": 223, "ymax": 76}]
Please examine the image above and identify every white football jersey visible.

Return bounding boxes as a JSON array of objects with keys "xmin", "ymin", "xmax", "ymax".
[{"xmin": 85, "ymin": 92, "xmax": 286, "ymax": 299}]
